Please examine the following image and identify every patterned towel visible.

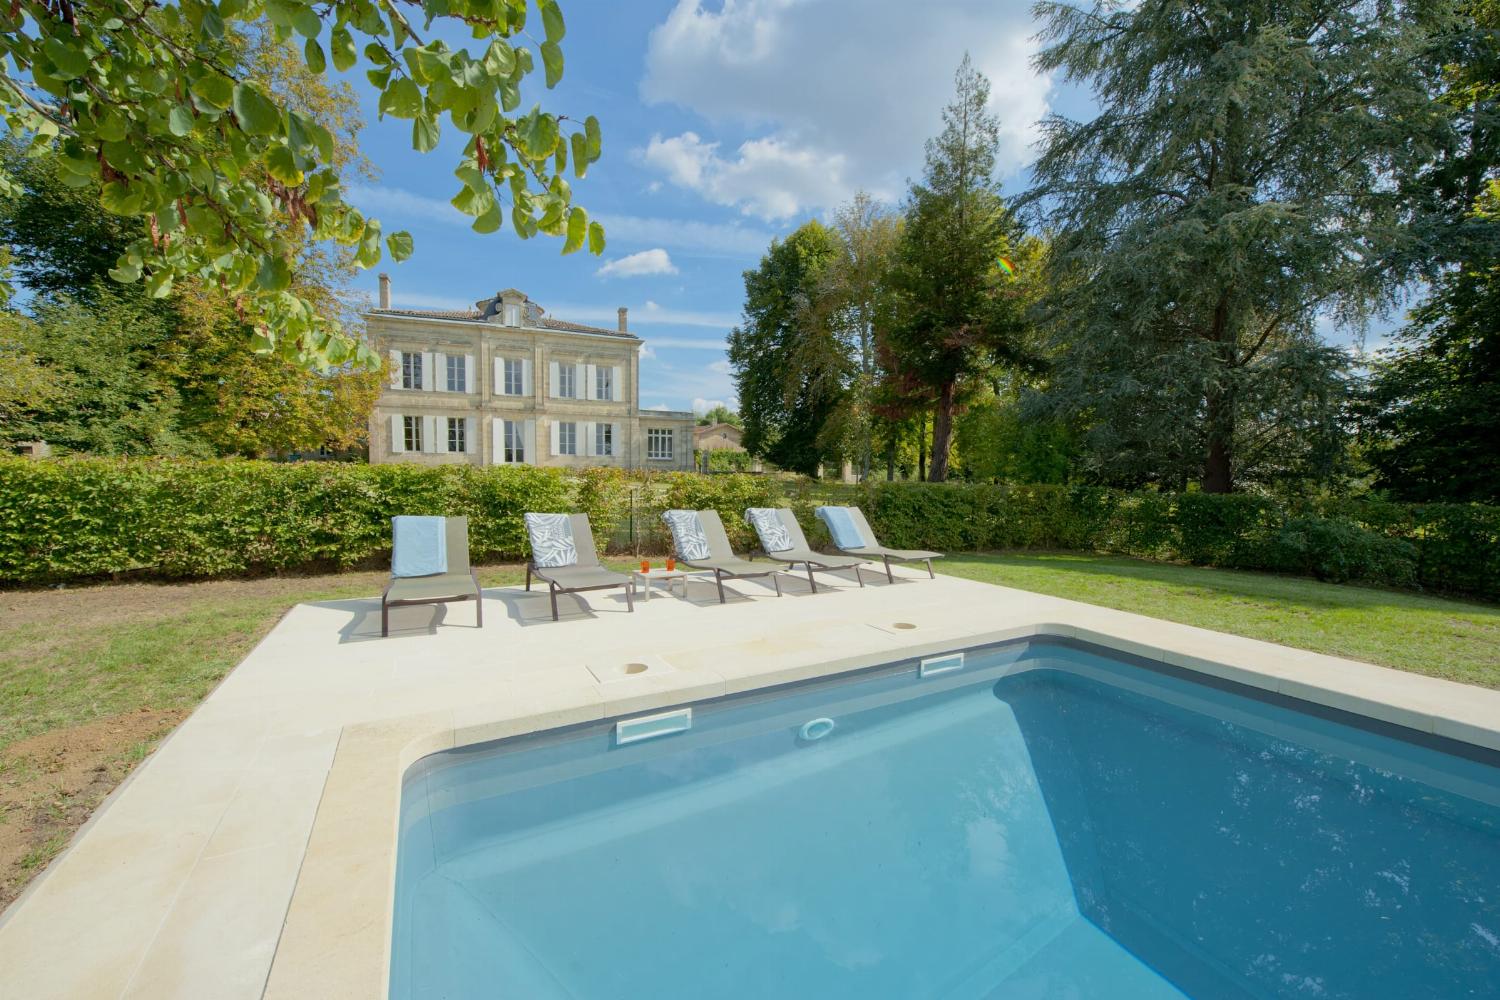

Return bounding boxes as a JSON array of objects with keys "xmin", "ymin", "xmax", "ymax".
[
  {"xmin": 391, "ymin": 516, "xmax": 448, "ymax": 577},
  {"xmin": 745, "ymin": 508, "xmax": 793, "ymax": 553},
  {"xmin": 662, "ymin": 510, "xmax": 711, "ymax": 561},
  {"xmin": 524, "ymin": 513, "xmax": 577, "ymax": 568},
  {"xmin": 816, "ymin": 506, "xmax": 869, "ymax": 550}
]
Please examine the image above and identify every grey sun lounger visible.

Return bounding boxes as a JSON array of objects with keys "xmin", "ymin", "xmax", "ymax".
[
  {"xmin": 662, "ymin": 508, "xmax": 783, "ymax": 603},
  {"xmin": 524, "ymin": 512, "xmax": 634, "ymax": 621},
  {"xmin": 382, "ymin": 515, "xmax": 483, "ymax": 637},
  {"xmin": 745, "ymin": 507, "xmax": 868, "ymax": 592},
  {"xmin": 816, "ymin": 505, "xmax": 942, "ymax": 582}
]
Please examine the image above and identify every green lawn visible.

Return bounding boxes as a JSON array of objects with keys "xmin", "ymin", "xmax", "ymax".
[{"xmin": 940, "ymin": 552, "xmax": 1500, "ymax": 689}]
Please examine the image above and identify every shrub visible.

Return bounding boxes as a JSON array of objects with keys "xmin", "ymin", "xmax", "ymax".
[{"xmin": 0, "ymin": 457, "xmax": 1494, "ymax": 602}]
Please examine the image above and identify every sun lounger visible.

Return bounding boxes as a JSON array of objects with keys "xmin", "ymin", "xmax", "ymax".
[
  {"xmin": 815, "ymin": 505, "xmax": 942, "ymax": 582},
  {"xmin": 382, "ymin": 515, "xmax": 483, "ymax": 637},
  {"xmin": 744, "ymin": 507, "xmax": 868, "ymax": 592},
  {"xmin": 662, "ymin": 509, "xmax": 783, "ymax": 603},
  {"xmin": 524, "ymin": 513, "xmax": 634, "ymax": 621}
]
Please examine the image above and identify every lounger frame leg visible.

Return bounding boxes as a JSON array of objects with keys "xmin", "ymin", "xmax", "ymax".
[
  {"xmin": 381, "ymin": 597, "xmax": 389, "ymax": 637},
  {"xmin": 882, "ymin": 554, "xmax": 894, "ymax": 584},
  {"xmin": 806, "ymin": 562, "xmax": 818, "ymax": 593},
  {"xmin": 714, "ymin": 569, "xmax": 726, "ymax": 604},
  {"xmin": 549, "ymin": 582, "xmax": 560, "ymax": 621},
  {"xmin": 773, "ymin": 573, "xmax": 782, "ymax": 596},
  {"xmin": 925, "ymin": 558, "xmax": 934, "ymax": 579},
  {"xmin": 525, "ymin": 565, "xmax": 532, "ymax": 591},
  {"xmin": 855, "ymin": 566, "xmax": 865, "ymax": 587}
]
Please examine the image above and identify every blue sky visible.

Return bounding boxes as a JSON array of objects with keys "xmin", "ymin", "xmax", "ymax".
[{"xmin": 343, "ymin": 0, "xmax": 1072, "ymax": 412}]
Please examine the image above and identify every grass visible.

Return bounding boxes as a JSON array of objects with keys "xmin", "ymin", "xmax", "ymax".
[
  {"xmin": 940, "ymin": 552, "xmax": 1500, "ymax": 688},
  {"xmin": 0, "ymin": 552, "xmax": 1495, "ymax": 908}
]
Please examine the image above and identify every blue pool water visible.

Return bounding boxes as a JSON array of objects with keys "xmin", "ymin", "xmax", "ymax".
[{"xmin": 391, "ymin": 640, "xmax": 1500, "ymax": 998}]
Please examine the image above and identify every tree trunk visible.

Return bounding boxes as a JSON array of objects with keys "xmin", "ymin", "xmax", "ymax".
[
  {"xmin": 1201, "ymin": 387, "xmax": 1234, "ymax": 493},
  {"xmin": 917, "ymin": 413, "xmax": 927, "ymax": 481},
  {"xmin": 929, "ymin": 381, "xmax": 956, "ymax": 482}
]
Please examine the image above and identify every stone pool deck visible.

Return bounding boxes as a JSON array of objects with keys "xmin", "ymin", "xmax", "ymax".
[{"xmin": 2, "ymin": 567, "xmax": 1498, "ymax": 999}]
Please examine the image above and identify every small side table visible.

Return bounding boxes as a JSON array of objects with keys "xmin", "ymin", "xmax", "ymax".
[{"xmin": 632, "ymin": 567, "xmax": 690, "ymax": 601}]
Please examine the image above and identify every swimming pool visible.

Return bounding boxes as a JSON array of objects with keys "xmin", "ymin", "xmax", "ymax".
[{"xmin": 391, "ymin": 639, "xmax": 1500, "ymax": 998}]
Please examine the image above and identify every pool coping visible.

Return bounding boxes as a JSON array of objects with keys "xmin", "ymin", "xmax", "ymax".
[{"xmin": 260, "ymin": 616, "xmax": 1500, "ymax": 999}]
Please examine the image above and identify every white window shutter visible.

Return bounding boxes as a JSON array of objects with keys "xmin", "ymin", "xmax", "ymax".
[
  {"xmin": 463, "ymin": 355, "xmax": 474, "ymax": 393},
  {"xmin": 388, "ymin": 350, "xmax": 402, "ymax": 388},
  {"xmin": 611, "ymin": 422, "xmax": 621, "ymax": 458},
  {"xmin": 390, "ymin": 414, "xmax": 405, "ymax": 453},
  {"xmin": 491, "ymin": 417, "xmax": 503, "ymax": 463},
  {"xmin": 583, "ymin": 364, "xmax": 596, "ymax": 401},
  {"xmin": 549, "ymin": 420, "xmax": 560, "ymax": 456},
  {"xmin": 493, "ymin": 357, "xmax": 503, "ymax": 395},
  {"xmin": 524, "ymin": 419, "xmax": 535, "ymax": 464},
  {"xmin": 575, "ymin": 363, "xmax": 587, "ymax": 401},
  {"xmin": 581, "ymin": 421, "xmax": 594, "ymax": 457},
  {"xmin": 465, "ymin": 416, "xmax": 476, "ymax": 453},
  {"xmin": 548, "ymin": 360, "xmax": 560, "ymax": 398},
  {"xmin": 612, "ymin": 366, "xmax": 623, "ymax": 401},
  {"xmin": 423, "ymin": 415, "xmax": 438, "ymax": 453},
  {"xmin": 421, "ymin": 353, "xmax": 436, "ymax": 391},
  {"xmin": 521, "ymin": 358, "xmax": 533, "ymax": 397}
]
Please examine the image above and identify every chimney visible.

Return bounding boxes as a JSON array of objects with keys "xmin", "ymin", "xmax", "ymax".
[
  {"xmin": 378, "ymin": 272, "xmax": 391, "ymax": 310},
  {"xmin": 617, "ymin": 306, "xmax": 628, "ymax": 333}
]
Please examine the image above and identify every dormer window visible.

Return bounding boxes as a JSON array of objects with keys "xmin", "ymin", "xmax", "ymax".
[{"xmin": 503, "ymin": 304, "xmax": 521, "ymax": 326}]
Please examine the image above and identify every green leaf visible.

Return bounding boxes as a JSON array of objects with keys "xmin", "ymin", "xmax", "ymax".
[
  {"xmin": 570, "ymin": 132, "xmax": 589, "ymax": 178},
  {"xmin": 472, "ymin": 203, "xmax": 502, "ymax": 234},
  {"xmin": 99, "ymin": 181, "xmax": 144, "ymax": 216},
  {"xmin": 233, "ymin": 83, "xmax": 282, "ymax": 136},
  {"xmin": 42, "ymin": 37, "xmax": 90, "ymax": 80},
  {"xmin": 540, "ymin": 0, "xmax": 565, "ymax": 42},
  {"xmin": 412, "ymin": 114, "xmax": 441, "ymax": 153},
  {"xmin": 257, "ymin": 254, "xmax": 292, "ymax": 291},
  {"xmin": 386, "ymin": 231, "xmax": 414, "ymax": 261},
  {"xmin": 145, "ymin": 269, "xmax": 175, "ymax": 299},
  {"xmin": 190, "ymin": 73, "xmax": 235, "ymax": 110},
  {"xmin": 378, "ymin": 78, "xmax": 423, "ymax": 119},
  {"xmin": 167, "ymin": 106, "xmax": 195, "ymax": 137},
  {"xmin": 584, "ymin": 115, "xmax": 601, "ymax": 160},
  {"xmin": 518, "ymin": 109, "xmax": 559, "ymax": 159},
  {"xmin": 292, "ymin": 4, "xmax": 321, "ymax": 38},
  {"xmin": 330, "ymin": 27, "xmax": 357, "ymax": 72},
  {"xmin": 562, "ymin": 207, "xmax": 586, "ymax": 254},
  {"xmin": 587, "ymin": 220, "xmax": 605, "ymax": 255},
  {"xmin": 483, "ymin": 40, "xmax": 515, "ymax": 77},
  {"xmin": 304, "ymin": 38, "xmax": 326, "ymax": 74},
  {"xmin": 108, "ymin": 259, "xmax": 142, "ymax": 283},
  {"xmin": 266, "ymin": 145, "xmax": 305, "ymax": 185},
  {"xmin": 540, "ymin": 41, "xmax": 563, "ymax": 88}
]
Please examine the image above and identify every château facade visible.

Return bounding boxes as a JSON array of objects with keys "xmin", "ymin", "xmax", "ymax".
[{"xmin": 366, "ymin": 277, "xmax": 695, "ymax": 470}]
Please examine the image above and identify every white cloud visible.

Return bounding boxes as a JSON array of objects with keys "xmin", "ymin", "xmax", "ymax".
[
  {"xmin": 596, "ymin": 248, "xmax": 679, "ymax": 279},
  {"xmin": 693, "ymin": 397, "xmax": 732, "ymax": 415},
  {"xmin": 647, "ymin": 403, "xmax": 673, "ymax": 411},
  {"xmin": 708, "ymin": 359, "xmax": 732, "ymax": 374},
  {"xmin": 640, "ymin": 0, "xmax": 1052, "ymax": 219},
  {"xmin": 346, "ymin": 183, "xmax": 466, "ymax": 227},
  {"xmin": 642, "ymin": 132, "xmax": 849, "ymax": 220}
]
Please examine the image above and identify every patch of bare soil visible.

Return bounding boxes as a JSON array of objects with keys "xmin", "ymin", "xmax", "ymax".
[{"xmin": 0, "ymin": 708, "xmax": 186, "ymax": 909}]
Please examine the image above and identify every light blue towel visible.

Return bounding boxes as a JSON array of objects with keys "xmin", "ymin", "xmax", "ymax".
[
  {"xmin": 818, "ymin": 506, "xmax": 868, "ymax": 549},
  {"xmin": 392, "ymin": 516, "xmax": 447, "ymax": 577}
]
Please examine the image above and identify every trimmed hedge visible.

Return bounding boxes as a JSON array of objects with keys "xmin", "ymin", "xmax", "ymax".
[{"xmin": 0, "ymin": 457, "xmax": 1495, "ymax": 602}]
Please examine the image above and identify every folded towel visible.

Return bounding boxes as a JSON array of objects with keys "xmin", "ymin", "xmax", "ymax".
[
  {"xmin": 524, "ymin": 513, "xmax": 577, "ymax": 568},
  {"xmin": 392, "ymin": 516, "xmax": 448, "ymax": 577},
  {"xmin": 662, "ymin": 510, "xmax": 712, "ymax": 561},
  {"xmin": 817, "ymin": 506, "xmax": 869, "ymax": 550},
  {"xmin": 745, "ymin": 508, "xmax": 793, "ymax": 553}
]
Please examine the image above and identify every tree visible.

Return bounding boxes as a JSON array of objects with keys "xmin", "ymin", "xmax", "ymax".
[
  {"xmin": 0, "ymin": 0, "xmax": 605, "ymax": 369},
  {"xmin": 884, "ymin": 55, "xmax": 1030, "ymax": 482},
  {"xmin": 696, "ymin": 404, "xmax": 741, "ymax": 428},
  {"xmin": 1364, "ymin": 2, "xmax": 1500, "ymax": 502},
  {"xmin": 1024, "ymin": 0, "xmax": 1445, "ymax": 493},
  {"xmin": 816, "ymin": 192, "xmax": 899, "ymax": 481},
  {"xmin": 728, "ymin": 221, "xmax": 845, "ymax": 476}
]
